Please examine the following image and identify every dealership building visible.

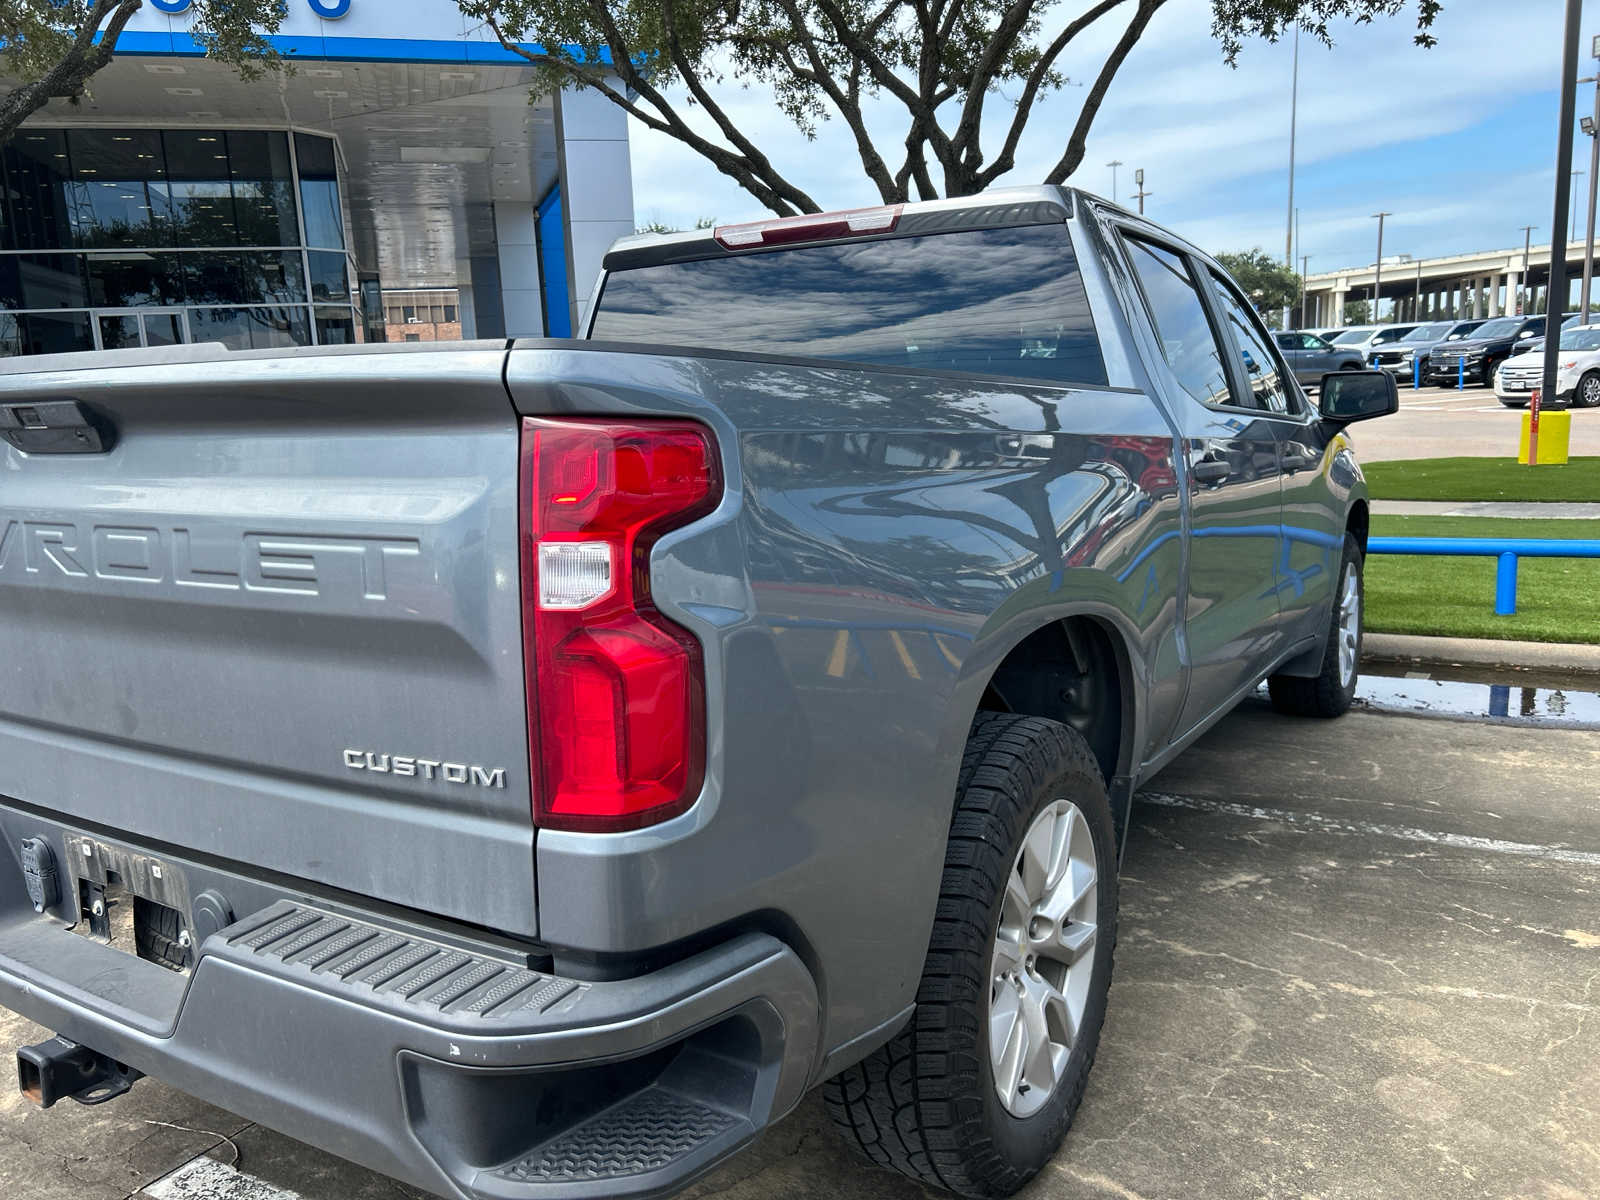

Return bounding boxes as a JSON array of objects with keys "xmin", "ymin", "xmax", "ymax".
[{"xmin": 0, "ymin": 0, "xmax": 636, "ymax": 358}]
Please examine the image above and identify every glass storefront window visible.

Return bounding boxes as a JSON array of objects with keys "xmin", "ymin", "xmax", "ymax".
[
  {"xmin": 62, "ymin": 130, "xmax": 170, "ymax": 249},
  {"xmin": 184, "ymin": 251, "xmax": 305, "ymax": 305},
  {"xmin": 85, "ymin": 252, "xmax": 185, "ymax": 307},
  {"xmin": 294, "ymin": 134, "xmax": 344, "ymax": 249},
  {"xmin": 0, "ymin": 254, "xmax": 89, "ymax": 309},
  {"xmin": 3, "ymin": 130, "xmax": 75, "ymax": 251},
  {"xmin": 314, "ymin": 306, "xmax": 358, "ymax": 344},
  {"xmin": 2, "ymin": 126, "xmax": 353, "ymax": 361},
  {"xmin": 162, "ymin": 131, "xmax": 240, "ymax": 245},
  {"xmin": 189, "ymin": 305, "xmax": 310, "ymax": 351},
  {"xmin": 15, "ymin": 310, "xmax": 94, "ymax": 356},
  {"xmin": 226, "ymin": 131, "xmax": 298, "ymax": 247},
  {"xmin": 307, "ymin": 250, "xmax": 350, "ymax": 301}
]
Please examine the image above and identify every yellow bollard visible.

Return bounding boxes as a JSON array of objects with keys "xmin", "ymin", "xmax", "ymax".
[{"xmin": 1519, "ymin": 408, "xmax": 1571, "ymax": 465}]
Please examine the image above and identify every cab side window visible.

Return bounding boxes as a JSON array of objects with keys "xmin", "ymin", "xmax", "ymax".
[
  {"xmin": 1122, "ymin": 237, "xmax": 1234, "ymax": 408},
  {"xmin": 1208, "ymin": 272, "xmax": 1294, "ymax": 414}
]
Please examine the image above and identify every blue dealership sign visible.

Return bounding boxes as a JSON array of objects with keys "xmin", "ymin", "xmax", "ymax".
[{"xmin": 149, "ymin": 0, "xmax": 351, "ymax": 15}]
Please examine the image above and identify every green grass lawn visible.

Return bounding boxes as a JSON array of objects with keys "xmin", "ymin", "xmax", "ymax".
[
  {"xmin": 1364, "ymin": 456, "xmax": 1600, "ymax": 502},
  {"xmin": 1366, "ymin": 515, "xmax": 1600, "ymax": 644}
]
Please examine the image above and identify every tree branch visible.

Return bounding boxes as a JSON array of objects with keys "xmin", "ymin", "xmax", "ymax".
[
  {"xmin": 976, "ymin": 0, "xmax": 1128, "ymax": 189},
  {"xmin": 0, "ymin": 0, "xmax": 139, "ymax": 144},
  {"xmin": 483, "ymin": 9, "xmax": 821, "ymax": 214},
  {"xmin": 1043, "ymin": 0, "xmax": 1165, "ymax": 185}
]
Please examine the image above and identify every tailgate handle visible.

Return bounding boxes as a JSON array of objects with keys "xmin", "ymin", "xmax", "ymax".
[{"xmin": 0, "ymin": 400, "xmax": 115, "ymax": 455}]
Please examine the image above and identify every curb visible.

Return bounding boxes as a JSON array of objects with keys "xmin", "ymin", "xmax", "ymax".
[{"xmin": 1363, "ymin": 632, "xmax": 1600, "ymax": 675}]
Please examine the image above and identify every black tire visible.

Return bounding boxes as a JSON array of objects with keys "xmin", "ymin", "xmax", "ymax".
[
  {"xmin": 824, "ymin": 713, "xmax": 1117, "ymax": 1198},
  {"xmin": 1578, "ymin": 370, "xmax": 1600, "ymax": 408},
  {"xmin": 1268, "ymin": 533, "xmax": 1363, "ymax": 718},
  {"xmin": 1480, "ymin": 356, "xmax": 1500, "ymax": 386}
]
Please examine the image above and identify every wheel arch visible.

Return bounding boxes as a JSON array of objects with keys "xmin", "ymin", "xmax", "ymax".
[
  {"xmin": 972, "ymin": 612, "xmax": 1140, "ymax": 816},
  {"xmin": 1346, "ymin": 497, "xmax": 1370, "ymax": 556}
]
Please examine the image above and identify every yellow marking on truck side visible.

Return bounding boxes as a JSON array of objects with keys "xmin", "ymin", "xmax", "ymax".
[
  {"xmin": 826, "ymin": 630, "xmax": 850, "ymax": 677},
  {"xmin": 888, "ymin": 630, "xmax": 921, "ymax": 680}
]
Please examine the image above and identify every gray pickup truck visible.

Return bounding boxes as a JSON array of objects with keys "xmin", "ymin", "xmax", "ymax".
[{"xmin": 0, "ymin": 187, "xmax": 1394, "ymax": 1200}]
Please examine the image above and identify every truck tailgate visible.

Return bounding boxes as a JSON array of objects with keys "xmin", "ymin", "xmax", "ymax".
[{"xmin": 0, "ymin": 345, "xmax": 536, "ymax": 936}]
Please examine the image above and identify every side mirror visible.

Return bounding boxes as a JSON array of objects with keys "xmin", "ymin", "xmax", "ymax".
[{"xmin": 1319, "ymin": 370, "xmax": 1398, "ymax": 424}]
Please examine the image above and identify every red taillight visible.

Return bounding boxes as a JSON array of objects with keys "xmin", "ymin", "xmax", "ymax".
[
  {"xmin": 520, "ymin": 418, "xmax": 721, "ymax": 833},
  {"xmin": 713, "ymin": 205, "xmax": 902, "ymax": 249}
]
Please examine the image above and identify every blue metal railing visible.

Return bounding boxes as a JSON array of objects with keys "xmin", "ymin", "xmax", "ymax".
[{"xmin": 1367, "ymin": 536, "xmax": 1600, "ymax": 615}]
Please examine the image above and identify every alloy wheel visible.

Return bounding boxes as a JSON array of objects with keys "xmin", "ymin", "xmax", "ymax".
[
  {"xmin": 989, "ymin": 799, "xmax": 1099, "ymax": 1118},
  {"xmin": 1337, "ymin": 561, "xmax": 1361, "ymax": 688}
]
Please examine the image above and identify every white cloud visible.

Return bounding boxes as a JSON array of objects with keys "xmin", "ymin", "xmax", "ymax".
[{"xmin": 625, "ymin": 0, "xmax": 1596, "ymax": 272}]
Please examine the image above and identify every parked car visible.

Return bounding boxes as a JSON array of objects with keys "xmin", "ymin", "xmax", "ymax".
[
  {"xmin": 1275, "ymin": 330, "xmax": 1367, "ymax": 385},
  {"xmin": 0, "ymin": 187, "xmax": 1394, "ymax": 1200},
  {"xmin": 1422, "ymin": 313, "xmax": 1578, "ymax": 386},
  {"xmin": 1495, "ymin": 323, "xmax": 1600, "ymax": 407},
  {"xmin": 1370, "ymin": 318, "xmax": 1488, "ymax": 379},
  {"xmin": 1329, "ymin": 323, "xmax": 1422, "ymax": 360}
]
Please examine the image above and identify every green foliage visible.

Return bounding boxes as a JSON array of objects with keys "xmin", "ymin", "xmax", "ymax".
[
  {"xmin": 462, "ymin": 0, "xmax": 1443, "ymax": 215},
  {"xmin": 1364, "ymin": 456, "xmax": 1600, "ymax": 503},
  {"xmin": 1215, "ymin": 248, "xmax": 1301, "ymax": 320},
  {"xmin": 1344, "ymin": 299, "xmax": 1372, "ymax": 323},
  {"xmin": 636, "ymin": 217, "xmax": 718, "ymax": 233},
  {"xmin": 1, "ymin": 0, "xmax": 285, "ymax": 144},
  {"xmin": 1367, "ymin": 515, "xmax": 1600, "ymax": 645}
]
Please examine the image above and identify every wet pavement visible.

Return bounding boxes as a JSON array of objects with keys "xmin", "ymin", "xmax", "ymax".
[
  {"xmin": 1354, "ymin": 662, "xmax": 1600, "ymax": 728},
  {"xmin": 2, "ymin": 676, "xmax": 1599, "ymax": 1199}
]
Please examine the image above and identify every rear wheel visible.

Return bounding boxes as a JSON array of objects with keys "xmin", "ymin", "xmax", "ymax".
[
  {"xmin": 1268, "ymin": 533, "xmax": 1363, "ymax": 718},
  {"xmin": 1480, "ymin": 356, "xmax": 1500, "ymax": 386},
  {"xmin": 824, "ymin": 713, "xmax": 1117, "ymax": 1197}
]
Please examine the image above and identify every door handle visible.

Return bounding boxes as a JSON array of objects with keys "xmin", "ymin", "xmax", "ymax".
[
  {"xmin": 1282, "ymin": 446, "xmax": 1320, "ymax": 472},
  {"xmin": 1191, "ymin": 459, "xmax": 1231, "ymax": 484}
]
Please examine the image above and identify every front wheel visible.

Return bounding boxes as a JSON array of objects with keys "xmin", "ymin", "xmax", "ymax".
[
  {"xmin": 1268, "ymin": 533, "xmax": 1363, "ymax": 718},
  {"xmin": 1578, "ymin": 370, "xmax": 1600, "ymax": 408},
  {"xmin": 824, "ymin": 713, "xmax": 1117, "ymax": 1197}
]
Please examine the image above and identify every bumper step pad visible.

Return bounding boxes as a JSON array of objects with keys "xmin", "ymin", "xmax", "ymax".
[
  {"xmin": 219, "ymin": 902, "xmax": 582, "ymax": 1024},
  {"xmin": 496, "ymin": 1087, "xmax": 747, "ymax": 1184}
]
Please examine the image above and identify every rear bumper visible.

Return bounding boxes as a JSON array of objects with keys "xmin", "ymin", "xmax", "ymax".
[{"xmin": 0, "ymin": 813, "xmax": 819, "ymax": 1200}]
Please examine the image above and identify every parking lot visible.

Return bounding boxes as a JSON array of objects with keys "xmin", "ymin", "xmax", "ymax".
[
  {"xmin": 2, "ymin": 690, "xmax": 1596, "ymax": 1200},
  {"xmin": 1349, "ymin": 383, "xmax": 1600, "ymax": 461}
]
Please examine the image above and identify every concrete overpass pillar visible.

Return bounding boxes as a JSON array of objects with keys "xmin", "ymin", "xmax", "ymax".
[
  {"xmin": 1507, "ymin": 270, "xmax": 1521, "ymax": 315},
  {"xmin": 1471, "ymin": 278, "xmax": 1483, "ymax": 319},
  {"xmin": 1333, "ymin": 288, "xmax": 1347, "ymax": 321},
  {"xmin": 1488, "ymin": 272, "xmax": 1502, "ymax": 318}
]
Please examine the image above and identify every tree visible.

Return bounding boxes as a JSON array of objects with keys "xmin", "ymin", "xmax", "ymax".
[
  {"xmin": 1343, "ymin": 299, "xmax": 1371, "ymax": 323},
  {"xmin": 460, "ymin": 0, "xmax": 1441, "ymax": 216},
  {"xmin": 1215, "ymin": 248, "xmax": 1301, "ymax": 327},
  {"xmin": 1, "ymin": 1, "xmax": 285, "ymax": 145}
]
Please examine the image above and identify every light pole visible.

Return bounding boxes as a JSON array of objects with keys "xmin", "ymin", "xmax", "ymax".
[
  {"xmin": 1581, "ymin": 33, "xmax": 1600, "ymax": 323},
  {"xmin": 1300, "ymin": 253, "xmax": 1312, "ymax": 328},
  {"xmin": 1133, "ymin": 168, "xmax": 1150, "ymax": 215},
  {"xmin": 1107, "ymin": 160, "xmax": 1124, "ymax": 204},
  {"xmin": 1520, "ymin": 224, "xmax": 1536, "ymax": 314},
  {"xmin": 1372, "ymin": 211, "xmax": 1391, "ymax": 323},
  {"xmin": 1542, "ymin": 0, "xmax": 1583, "ymax": 426},
  {"xmin": 1284, "ymin": 25, "xmax": 1300, "ymax": 330},
  {"xmin": 1572, "ymin": 170, "xmax": 1587, "ymax": 242}
]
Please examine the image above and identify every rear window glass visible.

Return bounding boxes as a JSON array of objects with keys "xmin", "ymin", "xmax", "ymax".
[{"xmin": 590, "ymin": 224, "xmax": 1107, "ymax": 387}]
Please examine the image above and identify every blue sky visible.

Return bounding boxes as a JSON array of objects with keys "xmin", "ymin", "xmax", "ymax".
[{"xmin": 627, "ymin": 0, "xmax": 1596, "ymax": 277}]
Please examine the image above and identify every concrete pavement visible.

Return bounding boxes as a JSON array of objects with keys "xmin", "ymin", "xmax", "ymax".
[
  {"xmin": 1, "ymin": 701, "xmax": 1597, "ymax": 1200},
  {"xmin": 1347, "ymin": 384, "xmax": 1600, "ymax": 462}
]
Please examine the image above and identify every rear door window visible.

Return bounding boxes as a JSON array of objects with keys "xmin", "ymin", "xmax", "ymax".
[
  {"xmin": 590, "ymin": 224, "xmax": 1107, "ymax": 387},
  {"xmin": 1207, "ymin": 271, "xmax": 1294, "ymax": 414},
  {"xmin": 1121, "ymin": 236, "xmax": 1235, "ymax": 408}
]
